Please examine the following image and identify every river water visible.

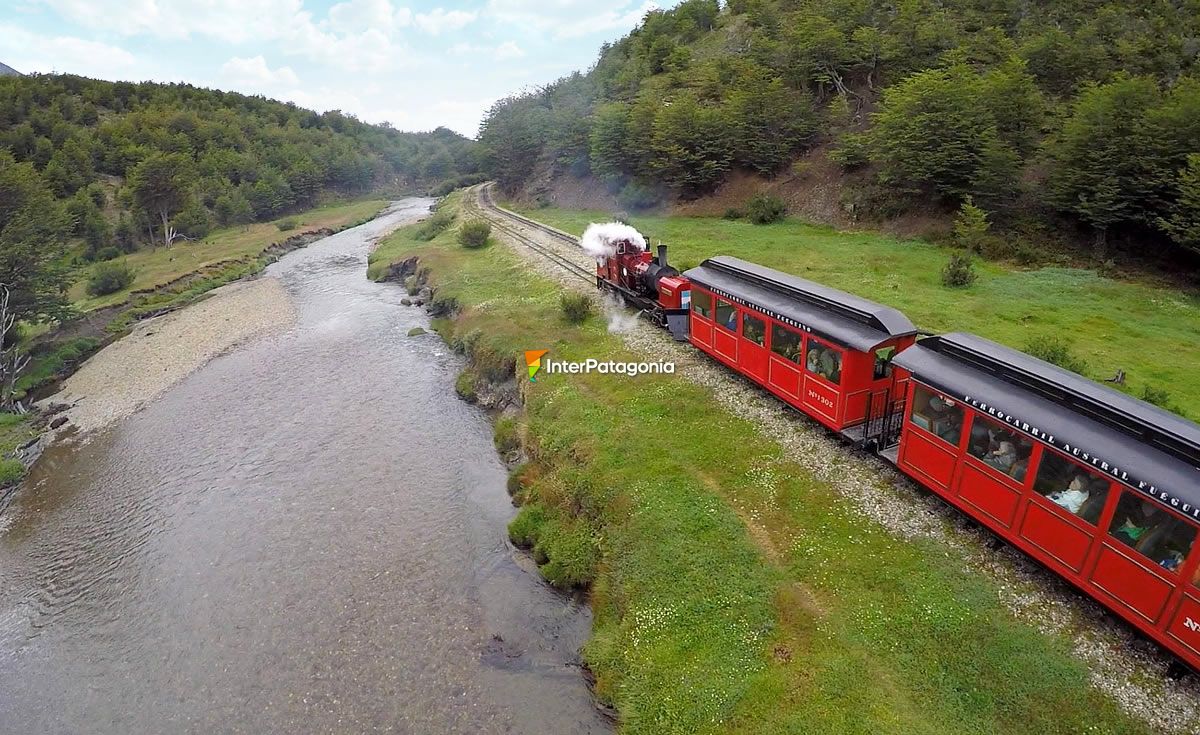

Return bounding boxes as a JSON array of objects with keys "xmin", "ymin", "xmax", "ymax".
[{"xmin": 0, "ymin": 199, "xmax": 610, "ymax": 734}]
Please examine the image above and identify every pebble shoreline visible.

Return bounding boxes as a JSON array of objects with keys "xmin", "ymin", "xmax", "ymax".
[
  {"xmin": 39, "ymin": 277, "xmax": 296, "ymax": 437},
  {"xmin": 471, "ymin": 190, "xmax": 1200, "ymax": 734}
]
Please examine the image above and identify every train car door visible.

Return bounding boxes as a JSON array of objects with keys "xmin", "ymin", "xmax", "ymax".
[
  {"xmin": 800, "ymin": 336, "xmax": 844, "ymax": 426},
  {"xmin": 766, "ymin": 322, "xmax": 804, "ymax": 401},
  {"xmin": 689, "ymin": 289, "xmax": 715, "ymax": 350},
  {"xmin": 739, "ymin": 311, "xmax": 769, "ymax": 383},
  {"xmin": 713, "ymin": 298, "xmax": 739, "ymax": 364}
]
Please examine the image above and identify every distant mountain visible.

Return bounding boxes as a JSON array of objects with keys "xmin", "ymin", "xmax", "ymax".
[{"xmin": 0, "ymin": 62, "xmax": 20, "ymax": 76}]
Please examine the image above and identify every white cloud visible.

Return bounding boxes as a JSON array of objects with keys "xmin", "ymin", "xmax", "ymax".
[
  {"xmin": 486, "ymin": 0, "xmax": 658, "ymax": 39},
  {"xmin": 0, "ymin": 22, "xmax": 139, "ymax": 79},
  {"xmin": 327, "ymin": 0, "xmax": 412, "ymax": 35},
  {"xmin": 413, "ymin": 7, "xmax": 477, "ymax": 35},
  {"xmin": 219, "ymin": 55, "xmax": 299, "ymax": 89},
  {"xmin": 38, "ymin": 0, "xmax": 307, "ymax": 44},
  {"xmin": 35, "ymin": 0, "xmax": 410, "ymax": 71},
  {"xmin": 494, "ymin": 41, "xmax": 524, "ymax": 60}
]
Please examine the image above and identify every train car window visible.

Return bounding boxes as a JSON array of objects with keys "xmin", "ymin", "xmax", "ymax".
[
  {"xmin": 1107, "ymin": 491, "xmax": 1197, "ymax": 573},
  {"xmin": 873, "ymin": 346, "xmax": 896, "ymax": 380},
  {"xmin": 909, "ymin": 386, "xmax": 964, "ymax": 447},
  {"xmin": 691, "ymin": 290, "xmax": 713, "ymax": 319},
  {"xmin": 1033, "ymin": 450, "xmax": 1111, "ymax": 525},
  {"xmin": 805, "ymin": 339, "xmax": 843, "ymax": 385},
  {"xmin": 742, "ymin": 313, "xmax": 766, "ymax": 346},
  {"xmin": 967, "ymin": 414, "xmax": 1034, "ymax": 483},
  {"xmin": 715, "ymin": 300, "xmax": 737, "ymax": 332},
  {"xmin": 771, "ymin": 324, "xmax": 802, "ymax": 363}
]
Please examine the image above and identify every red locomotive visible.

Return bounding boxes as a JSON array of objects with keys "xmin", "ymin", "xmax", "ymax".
[
  {"xmin": 590, "ymin": 222, "xmax": 1200, "ymax": 675},
  {"xmin": 585, "ymin": 223, "xmax": 691, "ymax": 340}
]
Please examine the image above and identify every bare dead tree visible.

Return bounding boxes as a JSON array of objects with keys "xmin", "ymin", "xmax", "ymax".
[{"xmin": 0, "ymin": 284, "xmax": 31, "ymax": 413}]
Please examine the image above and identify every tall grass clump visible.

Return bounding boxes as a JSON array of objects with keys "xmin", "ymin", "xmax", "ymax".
[
  {"xmin": 414, "ymin": 210, "xmax": 455, "ymax": 241},
  {"xmin": 458, "ymin": 220, "xmax": 491, "ymax": 249},
  {"xmin": 559, "ymin": 292, "xmax": 594, "ymax": 324},
  {"xmin": 275, "ymin": 217, "xmax": 299, "ymax": 231}
]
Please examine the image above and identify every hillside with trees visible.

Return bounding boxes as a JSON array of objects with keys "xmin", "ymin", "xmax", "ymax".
[
  {"xmin": 478, "ymin": 0, "xmax": 1200, "ymax": 266},
  {"xmin": 0, "ymin": 73, "xmax": 481, "ymax": 327}
]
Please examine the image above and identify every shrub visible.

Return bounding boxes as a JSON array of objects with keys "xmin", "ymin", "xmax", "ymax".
[
  {"xmin": 0, "ymin": 458, "xmax": 24, "ymax": 487},
  {"xmin": 275, "ymin": 217, "xmax": 299, "ymax": 231},
  {"xmin": 458, "ymin": 220, "xmax": 491, "ymax": 249},
  {"xmin": 86, "ymin": 261, "xmax": 136, "ymax": 296},
  {"xmin": 92, "ymin": 246, "xmax": 121, "ymax": 262},
  {"xmin": 428, "ymin": 173, "xmax": 489, "ymax": 197},
  {"xmin": 414, "ymin": 210, "xmax": 455, "ymax": 241},
  {"xmin": 559, "ymin": 292, "xmax": 594, "ymax": 324},
  {"xmin": 1139, "ymin": 384, "xmax": 1182, "ymax": 415},
  {"xmin": 746, "ymin": 193, "xmax": 787, "ymax": 224},
  {"xmin": 1024, "ymin": 335, "xmax": 1088, "ymax": 375},
  {"xmin": 829, "ymin": 132, "xmax": 872, "ymax": 169},
  {"xmin": 940, "ymin": 252, "xmax": 977, "ymax": 287},
  {"xmin": 722, "ymin": 207, "xmax": 744, "ymax": 220},
  {"xmin": 617, "ymin": 181, "xmax": 661, "ymax": 211},
  {"xmin": 953, "ymin": 199, "xmax": 990, "ymax": 252}
]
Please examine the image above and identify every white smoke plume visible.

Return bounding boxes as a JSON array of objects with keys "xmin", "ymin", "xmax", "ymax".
[
  {"xmin": 580, "ymin": 222, "xmax": 646, "ymax": 263},
  {"xmin": 602, "ymin": 293, "xmax": 640, "ymax": 334}
]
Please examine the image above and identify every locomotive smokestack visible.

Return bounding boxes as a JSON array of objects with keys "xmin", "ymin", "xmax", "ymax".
[{"xmin": 657, "ymin": 245, "xmax": 668, "ymax": 267}]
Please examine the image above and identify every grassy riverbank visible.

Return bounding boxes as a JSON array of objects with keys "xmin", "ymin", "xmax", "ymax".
[
  {"xmin": 509, "ymin": 205, "xmax": 1200, "ymax": 415},
  {"xmin": 14, "ymin": 198, "xmax": 387, "ymax": 409},
  {"xmin": 70, "ymin": 198, "xmax": 388, "ymax": 311},
  {"xmin": 370, "ymin": 191, "xmax": 1157, "ymax": 734},
  {"xmin": 0, "ymin": 412, "xmax": 34, "ymax": 486}
]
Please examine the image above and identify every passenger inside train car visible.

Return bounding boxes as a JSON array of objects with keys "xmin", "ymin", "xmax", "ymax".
[
  {"xmin": 806, "ymin": 340, "xmax": 842, "ymax": 384},
  {"xmin": 967, "ymin": 414, "xmax": 1034, "ymax": 478},
  {"xmin": 770, "ymin": 324, "xmax": 801, "ymax": 363},
  {"xmin": 908, "ymin": 387, "xmax": 964, "ymax": 446},
  {"xmin": 1108, "ymin": 492, "xmax": 1197, "ymax": 572},
  {"xmin": 1033, "ymin": 452, "xmax": 1111, "ymax": 524}
]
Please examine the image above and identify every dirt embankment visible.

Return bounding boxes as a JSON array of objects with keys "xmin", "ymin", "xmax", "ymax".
[{"xmin": 514, "ymin": 147, "xmax": 954, "ymax": 240}]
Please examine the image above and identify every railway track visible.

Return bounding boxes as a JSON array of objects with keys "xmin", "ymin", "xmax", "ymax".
[{"xmin": 473, "ymin": 184, "xmax": 597, "ymax": 284}]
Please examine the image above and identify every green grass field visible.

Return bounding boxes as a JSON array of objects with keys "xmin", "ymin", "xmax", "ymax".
[
  {"xmin": 510, "ymin": 205, "xmax": 1200, "ymax": 416},
  {"xmin": 70, "ymin": 199, "xmax": 388, "ymax": 311},
  {"xmin": 369, "ymin": 191, "xmax": 1158, "ymax": 735}
]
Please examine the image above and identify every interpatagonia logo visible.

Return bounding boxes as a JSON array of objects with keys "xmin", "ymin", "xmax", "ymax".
[
  {"xmin": 525, "ymin": 348, "xmax": 674, "ymax": 381},
  {"xmin": 525, "ymin": 350, "xmax": 549, "ymax": 382}
]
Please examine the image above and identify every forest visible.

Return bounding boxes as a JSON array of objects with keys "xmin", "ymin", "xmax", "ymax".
[
  {"xmin": 0, "ymin": 74, "xmax": 481, "ymax": 325},
  {"xmin": 477, "ymin": 0, "xmax": 1200, "ymax": 264}
]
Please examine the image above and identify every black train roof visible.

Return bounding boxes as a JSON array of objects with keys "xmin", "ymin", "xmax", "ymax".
[
  {"xmin": 895, "ymin": 333, "xmax": 1200, "ymax": 520},
  {"xmin": 683, "ymin": 256, "xmax": 918, "ymax": 352}
]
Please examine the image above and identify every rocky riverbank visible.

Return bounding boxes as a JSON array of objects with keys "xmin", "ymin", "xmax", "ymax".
[{"xmin": 35, "ymin": 277, "xmax": 295, "ymax": 441}]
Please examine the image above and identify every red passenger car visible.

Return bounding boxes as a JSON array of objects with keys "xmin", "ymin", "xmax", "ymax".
[
  {"xmin": 684, "ymin": 257, "xmax": 918, "ymax": 434},
  {"xmin": 892, "ymin": 333, "xmax": 1200, "ymax": 669}
]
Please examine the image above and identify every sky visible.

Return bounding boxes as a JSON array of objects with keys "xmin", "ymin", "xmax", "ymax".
[{"xmin": 0, "ymin": 0, "xmax": 670, "ymax": 137}]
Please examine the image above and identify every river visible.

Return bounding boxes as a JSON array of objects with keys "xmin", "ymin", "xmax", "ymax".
[{"xmin": 0, "ymin": 199, "xmax": 611, "ymax": 734}]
